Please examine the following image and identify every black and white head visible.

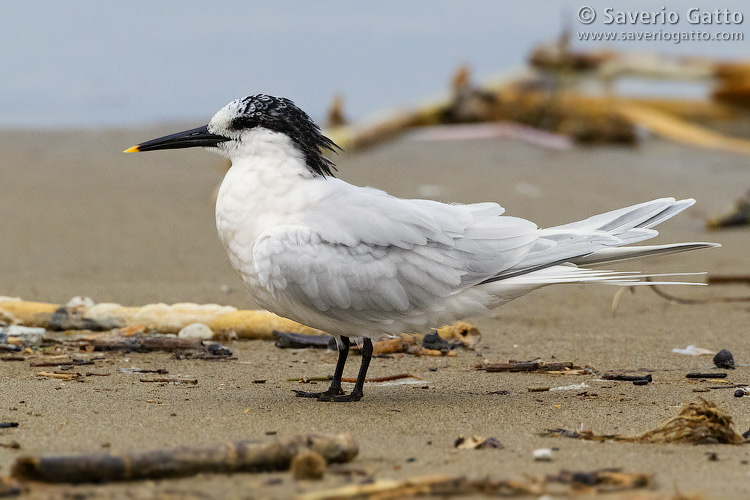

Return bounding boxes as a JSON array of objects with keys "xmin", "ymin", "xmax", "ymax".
[{"xmin": 125, "ymin": 94, "xmax": 340, "ymax": 177}]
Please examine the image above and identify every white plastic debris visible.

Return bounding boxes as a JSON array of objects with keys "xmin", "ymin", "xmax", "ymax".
[
  {"xmin": 65, "ymin": 295, "xmax": 96, "ymax": 307},
  {"xmin": 672, "ymin": 345, "xmax": 714, "ymax": 356},
  {"xmin": 0, "ymin": 325, "xmax": 46, "ymax": 337},
  {"xmin": 514, "ymin": 181, "xmax": 542, "ymax": 199},
  {"xmin": 178, "ymin": 323, "xmax": 214, "ymax": 340},
  {"xmin": 0, "ymin": 325, "xmax": 45, "ymax": 343},
  {"xmin": 65, "ymin": 296, "xmax": 96, "ymax": 308},
  {"xmin": 533, "ymin": 448, "xmax": 553, "ymax": 461},
  {"xmin": 416, "ymin": 184, "xmax": 445, "ymax": 198},
  {"xmin": 550, "ymin": 382, "xmax": 589, "ymax": 392}
]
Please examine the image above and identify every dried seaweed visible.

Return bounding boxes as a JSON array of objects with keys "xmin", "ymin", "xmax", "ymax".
[{"xmin": 545, "ymin": 399, "xmax": 746, "ymax": 445}]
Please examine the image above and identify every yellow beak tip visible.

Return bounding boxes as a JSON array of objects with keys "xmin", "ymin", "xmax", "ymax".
[{"xmin": 123, "ymin": 145, "xmax": 141, "ymax": 153}]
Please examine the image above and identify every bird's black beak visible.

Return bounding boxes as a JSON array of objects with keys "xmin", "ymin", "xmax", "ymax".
[{"xmin": 123, "ymin": 125, "xmax": 230, "ymax": 153}]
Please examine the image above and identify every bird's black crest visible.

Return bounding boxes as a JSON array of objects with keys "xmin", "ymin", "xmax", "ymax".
[{"xmin": 229, "ymin": 94, "xmax": 341, "ymax": 177}]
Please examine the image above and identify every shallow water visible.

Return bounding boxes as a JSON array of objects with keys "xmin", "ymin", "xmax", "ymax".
[{"xmin": 1, "ymin": 0, "xmax": 747, "ymax": 128}]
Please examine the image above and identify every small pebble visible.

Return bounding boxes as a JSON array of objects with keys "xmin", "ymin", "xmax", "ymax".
[
  {"xmin": 713, "ymin": 349, "xmax": 735, "ymax": 369},
  {"xmin": 477, "ymin": 438, "xmax": 503, "ymax": 449},
  {"xmin": 290, "ymin": 450, "xmax": 326, "ymax": 480},
  {"xmin": 206, "ymin": 343, "xmax": 232, "ymax": 356},
  {"xmin": 65, "ymin": 296, "xmax": 95, "ymax": 308},
  {"xmin": 177, "ymin": 323, "xmax": 213, "ymax": 340},
  {"xmin": 533, "ymin": 448, "xmax": 553, "ymax": 462},
  {"xmin": 734, "ymin": 389, "xmax": 745, "ymax": 398}
]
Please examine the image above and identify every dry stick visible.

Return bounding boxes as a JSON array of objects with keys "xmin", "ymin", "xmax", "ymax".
[
  {"xmin": 289, "ymin": 374, "xmax": 420, "ymax": 384},
  {"xmin": 12, "ymin": 433, "xmax": 357, "ymax": 484},
  {"xmin": 82, "ymin": 335, "xmax": 205, "ymax": 352},
  {"xmin": 707, "ymin": 274, "xmax": 750, "ymax": 285},
  {"xmin": 646, "ymin": 278, "xmax": 750, "ymax": 304},
  {"xmin": 29, "ymin": 360, "xmax": 94, "ymax": 367},
  {"xmin": 35, "ymin": 372, "xmax": 79, "ymax": 381},
  {"xmin": 613, "ymin": 279, "xmax": 750, "ymax": 313},
  {"xmin": 297, "ymin": 475, "xmax": 546, "ymax": 500},
  {"xmin": 610, "ymin": 286, "xmax": 633, "ymax": 315},
  {"xmin": 341, "ymin": 373, "xmax": 421, "ymax": 384},
  {"xmin": 139, "ymin": 378, "xmax": 198, "ymax": 385}
]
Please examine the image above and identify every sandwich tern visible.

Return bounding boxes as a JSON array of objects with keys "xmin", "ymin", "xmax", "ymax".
[{"xmin": 126, "ymin": 94, "xmax": 718, "ymax": 402}]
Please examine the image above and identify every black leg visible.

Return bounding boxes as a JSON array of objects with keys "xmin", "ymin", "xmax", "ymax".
[
  {"xmin": 321, "ymin": 337, "xmax": 373, "ymax": 402},
  {"xmin": 293, "ymin": 336, "xmax": 350, "ymax": 398}
]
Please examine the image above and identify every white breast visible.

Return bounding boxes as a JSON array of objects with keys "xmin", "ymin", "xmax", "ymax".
[{"xmin": 214, "ymin": 129, "xmax": 320, "ymax": 303}]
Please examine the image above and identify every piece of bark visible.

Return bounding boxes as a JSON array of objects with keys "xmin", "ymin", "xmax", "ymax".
[
  {"xmin": 297, "ymin": 475, "xmax": 544, "ymax": 500},
  {"xmin": 273, "ymin": 331, "xmax": 333, "ymax": 349},
  {"xmin": 11, "ymin": 433, "xmax": 357, "ymax": 483},
  {"xmin": 478, "ymin": 360, "xmax": 580, "ymax": 373},
  {"xmin": 0, "ymin": 476, "xmax": 25, "ymax": 497},
  {"xmin": 35, "ymin": 372, "xmax": 82, "ymax": 381},
  {"xmin": 139, "ymin": 378, "xmax": 198, "ymax": 385},
  {"xmin": 80, "ymin": 335, "xmax": 203, "ymax": 352}
]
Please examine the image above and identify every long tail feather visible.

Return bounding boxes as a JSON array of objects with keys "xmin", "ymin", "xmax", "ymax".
[{"xmin": 486, "ymin": 198, "xmax": 717, "ymax": 284}]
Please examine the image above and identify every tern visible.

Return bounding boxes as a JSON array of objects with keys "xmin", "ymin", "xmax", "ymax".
[{"xmin": 126, "ymin": 94, "xmax": 718, "ymax": 402}]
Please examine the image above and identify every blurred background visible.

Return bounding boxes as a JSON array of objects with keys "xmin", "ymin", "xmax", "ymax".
[{"xmin": 1, "ymin": 0, "xmax": 748, "ymax": 306}]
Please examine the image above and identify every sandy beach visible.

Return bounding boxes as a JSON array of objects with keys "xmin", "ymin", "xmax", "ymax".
[{"xmin": 1, "ymin": 128, "xmax": 749, "ymax": 499}]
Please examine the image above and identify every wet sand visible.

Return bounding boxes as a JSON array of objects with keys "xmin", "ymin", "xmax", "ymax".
[{"xmin": 0, "ymin": 128, "xmax": 749, "ymax": 499}]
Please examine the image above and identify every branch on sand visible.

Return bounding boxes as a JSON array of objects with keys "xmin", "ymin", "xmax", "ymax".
[
  {"xmin": 11, "ymin": 433, "xmax": 357, "ymax": 483},
  {"xmin": 0, "ymin": 299, "xmax": 480, "ymax": 350},
  {"xmin": 296, "ymin": 468, "xmax": 652, "ymax": 499}
]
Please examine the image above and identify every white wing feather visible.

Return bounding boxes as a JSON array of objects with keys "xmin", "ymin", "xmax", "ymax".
[
  {"xmin": 252, "ymin": 182, "xmax": 538, "ymax": 331},
  {"xmin": 250, "ymin": 190, "xmax": 713, "ymax": 336}
]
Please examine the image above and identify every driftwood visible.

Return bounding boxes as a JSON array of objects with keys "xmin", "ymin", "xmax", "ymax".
[
  {"xmin": 297, "ymin": 469, "xmax": 652, "ymax": 499},
  {"xmin": 617, "ymin": 104, "xmax": 750, "ymax": 155},
  {"xmin": 707, "ymin": 190, "xmax": 750, "ymax": 230},
  {"xmin": 0, "ymin": 300, "xmax": 480, "ymax": 352},
  {"xmin": 0, "ymin": 476, "xmax": 25, "ymax": 497},
  {"xmin": 297, "ymin": 475, "xmax": 544, "ymax": 500},
  {"xmin": 326, "ymin": 94, "xmax": 348, "ymax": 129},
  {"xmin": 11, "ymin": 433, "xmax": 357, "ymax": 483},
  {"xmin": 79, "ymin": 334, "xmax": 206, "ymax": 353},
  {"xmin": 317, "ymin": 33, "xmax": 750, "ymax": 157},
  {"xmin": 477, "ymin": 360, "xmax": 590, "ymax": 375},
  {"xmin": 274, "ymin": 321, "xmax": 480, "ymax": 351},
  {"xmin": 0, "ymin": 299, "xmax": 325, "ymax": 340}
]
